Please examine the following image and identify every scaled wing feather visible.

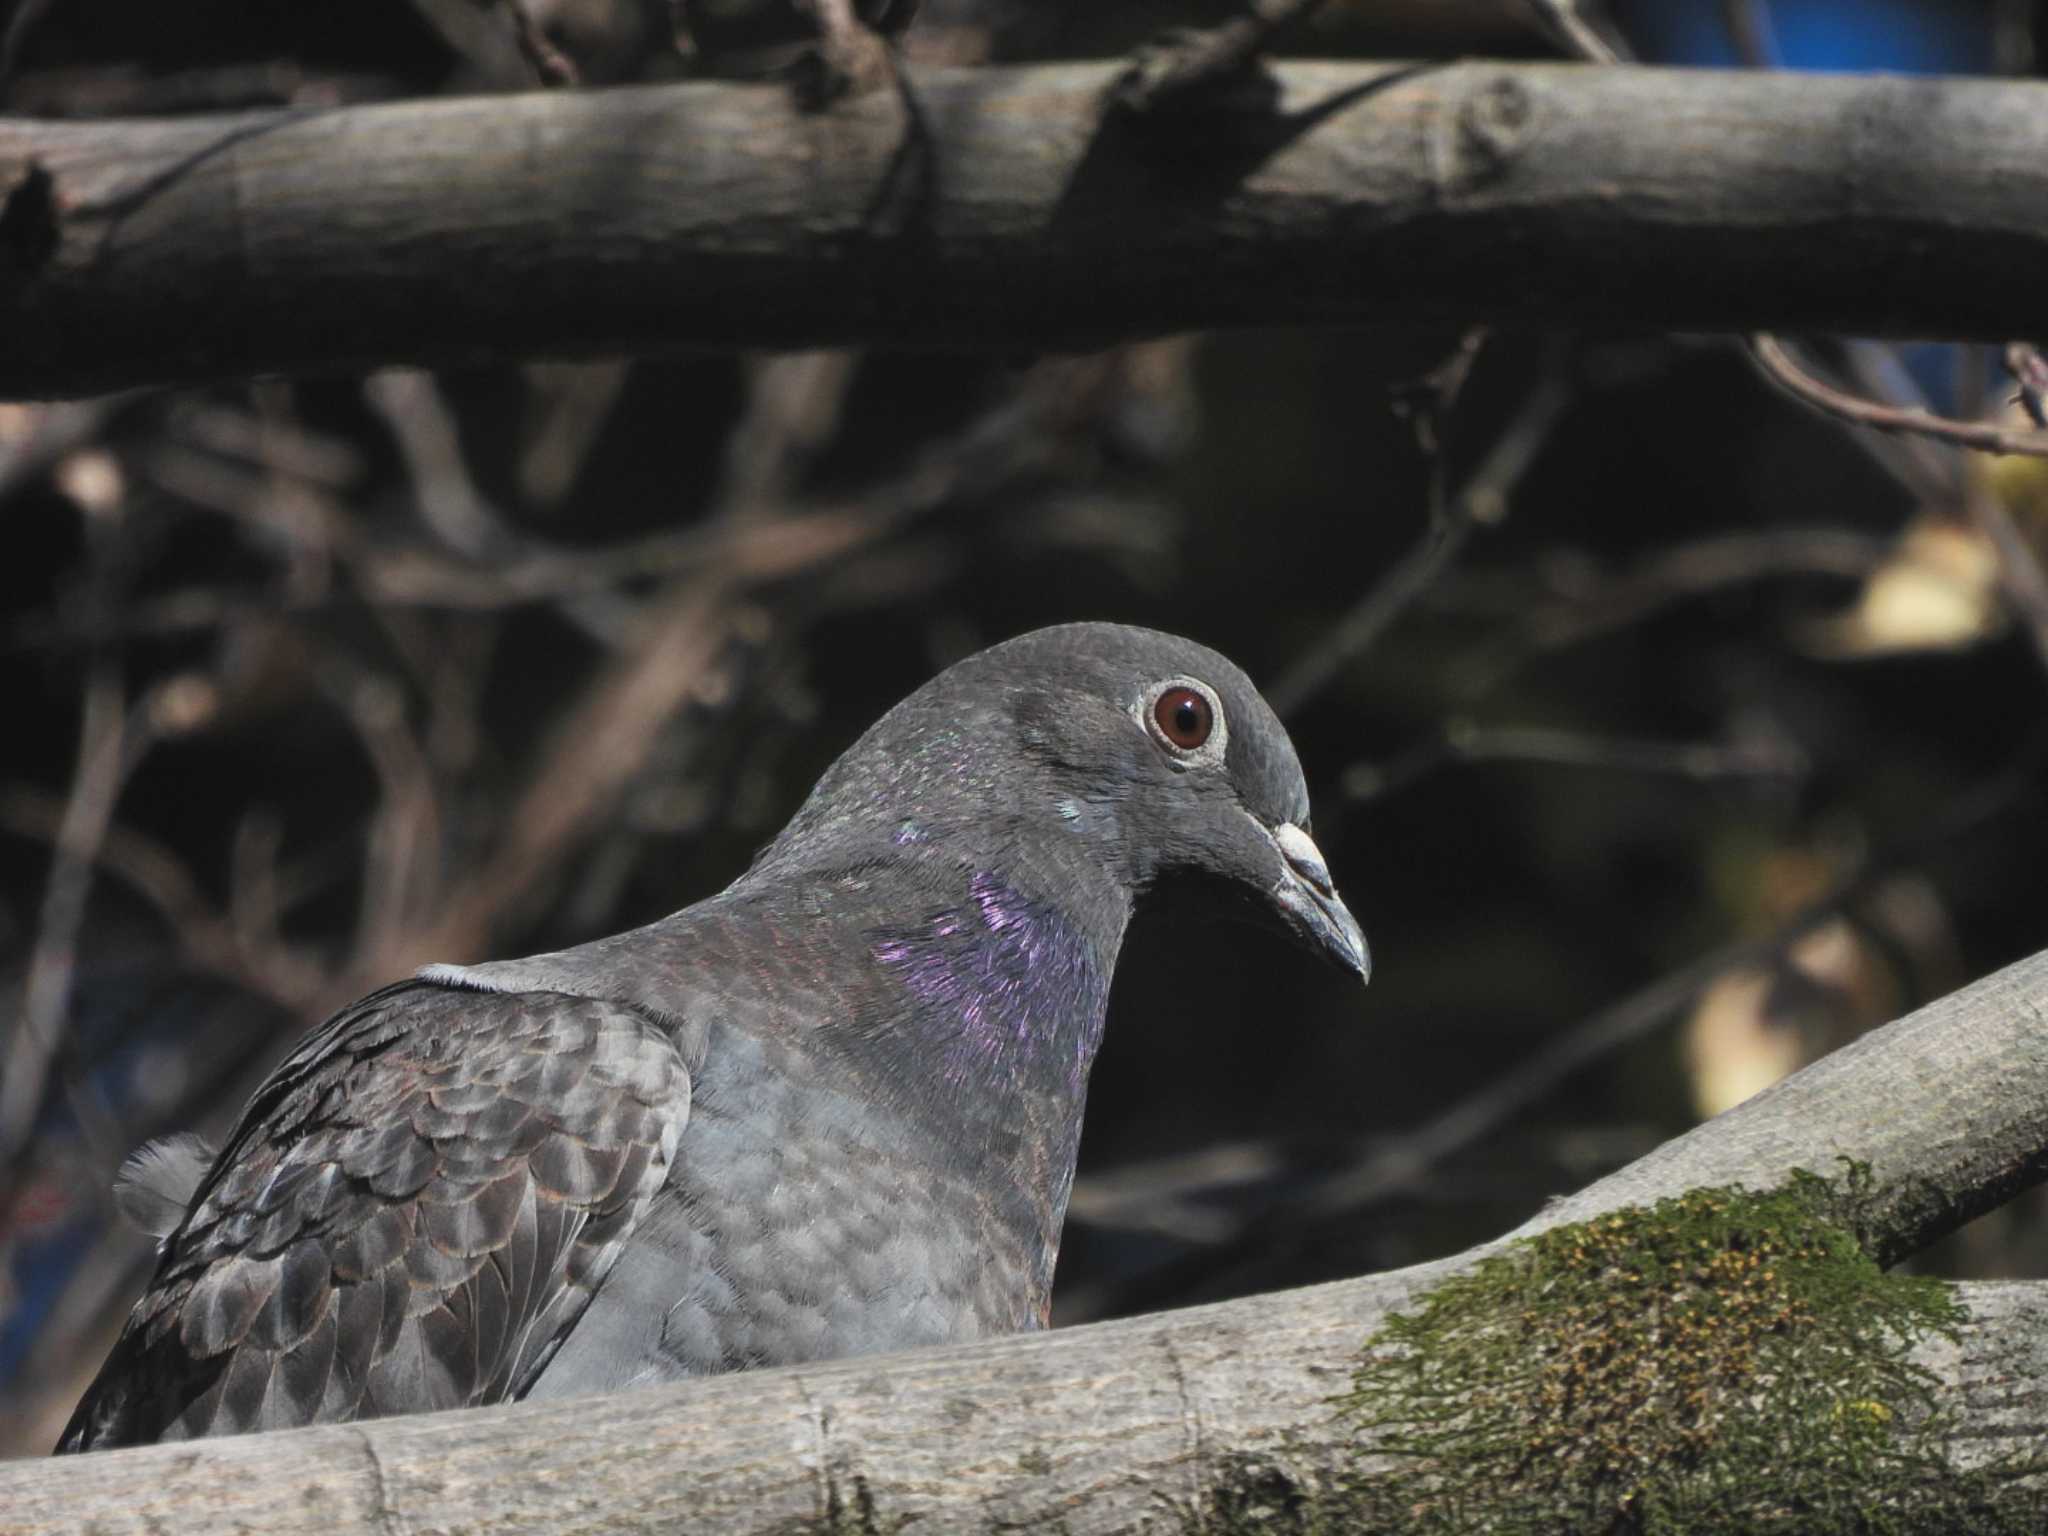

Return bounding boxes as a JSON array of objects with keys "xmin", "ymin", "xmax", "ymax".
[{"xmin": 58, "ymin": 981, "xmax": 690, "ymax": 1449}]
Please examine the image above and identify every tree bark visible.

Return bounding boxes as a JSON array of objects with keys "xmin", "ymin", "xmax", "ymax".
[
  {"xmin": 4, "ymin": 60, "xmax": 2048, "ymax": 396},
  {"xmin": 7, "ymin": 946, "xmax": 2048, "ymax": 1532}
]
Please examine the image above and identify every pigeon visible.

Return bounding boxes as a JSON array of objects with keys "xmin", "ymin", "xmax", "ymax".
[{"xmin": 59, "ymin": 623, "xmax": 1367, "ymax": 1451}]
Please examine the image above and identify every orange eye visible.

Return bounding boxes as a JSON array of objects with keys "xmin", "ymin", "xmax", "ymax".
[{"xmin": 1153, "ymin": 686, "xmax": 1213, "ymax": 750}]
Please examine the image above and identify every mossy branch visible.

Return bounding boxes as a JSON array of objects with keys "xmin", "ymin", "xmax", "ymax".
[{"xmin": 1345, "ymin": 1172, "xmax": 2035, "ymax": 1533}]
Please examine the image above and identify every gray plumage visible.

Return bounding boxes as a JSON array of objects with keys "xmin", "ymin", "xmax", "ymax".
[
  {"xmin": 60, "ymin": 624, "xmax": 1366, "ymax": 1451},
  {"xmin": 112, "ymin": 1132, "xmax": 215, "ymax": 1241}
]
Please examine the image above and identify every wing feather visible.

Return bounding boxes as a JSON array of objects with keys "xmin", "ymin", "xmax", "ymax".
[{"xmin": 57, "ymin": 981, "xmax": 689, "ymax": 1450}]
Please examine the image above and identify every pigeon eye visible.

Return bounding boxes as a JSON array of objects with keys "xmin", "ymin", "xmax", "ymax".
[{"xmin": 1153, "ymin": 686, "xmax": 1214, "ymax": 751}]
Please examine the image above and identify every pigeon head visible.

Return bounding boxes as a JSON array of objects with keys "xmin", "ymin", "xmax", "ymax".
[{"xmin": 760, "ymin": 623, "xmax": 1369, "ymax": 982}]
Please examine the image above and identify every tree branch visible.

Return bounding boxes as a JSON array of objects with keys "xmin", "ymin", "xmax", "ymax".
[
  {"xmin": 1753, "ymin": 334, "xmax": 2048, "ymax": 462},
  {"xmin": 8, "ymin": 61, "xmax": 2048, "ymax": 394},
  {"xmin": 9, "ymin": 944, "xmax": 2048, "ymax": 1527}
]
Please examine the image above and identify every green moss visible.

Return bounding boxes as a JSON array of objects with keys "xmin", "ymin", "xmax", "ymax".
[{"xmin": 1335, "ymin": 1165, "xmax": 2038, "ymax": 1534}]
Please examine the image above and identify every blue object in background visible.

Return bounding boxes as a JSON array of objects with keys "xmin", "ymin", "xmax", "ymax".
[
  {"xmin": 1614, "ymin": 0, "xmax": 2001, "ymax": 417},
  {"xmin": 1614, "ymin": 0, "xmax": 1993, "ymax": 74}
]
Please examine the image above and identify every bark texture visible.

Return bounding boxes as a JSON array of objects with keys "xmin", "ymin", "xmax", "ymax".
[{"xmin": 4, "ymin": 60, "xmax": 2048, "ymax": 395}]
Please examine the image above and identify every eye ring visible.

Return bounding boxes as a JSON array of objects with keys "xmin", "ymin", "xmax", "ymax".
[{"xmin": 1152, "ymin": 685, "xmax": 1215, "ymax": 752}]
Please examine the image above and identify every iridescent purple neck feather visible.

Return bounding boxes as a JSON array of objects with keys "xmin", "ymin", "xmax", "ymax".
[{"xmin": 870, "ymin": 870, "xmax": 1110, "ymax": 1101}]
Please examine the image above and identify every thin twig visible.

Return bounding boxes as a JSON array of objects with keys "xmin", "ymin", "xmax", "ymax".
[
  {"xmin": 1300, "ymin": 759, "xmax": 2025, "ymax": 1224},
  {"xmin": 1754, "ymin": 340, "xmax": 2048, "ymax": 683},
  {"xmin": 226, "ymin": 811, "xmax": 294, "ymax": 995},
  {"xmin": 0, "ymin": 788, "xmax": 322, "ymax": 1006},
  {"xmin": 1109, "ymin": 0, "xmax": 1336, "ymax": 115},
  {"xmin": 0, "ymin": 398, "xmax": 129, "ymax": 504},
  {"xmin": 0, "ymin": 0, "xmax": 55, "ymax": 100},
  {"xmin": 137, "ymin": 440, "xmax": 350, "ymax": 588},
  {"xmin": 2006, "ymin": 342, "xmax": 2048, "ymax": 429},
  {"xmin": 1522, "ymin": 0, "xmax": 1629, "ymax": 64},
  {"xmin": 365, "ymin": 370, "xmax": 523, "ymax": 562},
  {"xmin": 1268, "ymin": 358, "xmax": 1573, "ymax": 717},
  {"xmin": 1461, "ymin": 528, "xmax": 1892, "ymax": 696},
  {"xmin": 517, "ymin": 362, "xmax": 628, "ymax": 507},
  {"xmin": 1563, "ymin": 5, "xmax": 2048, "ymax": 672},
  {"xmin": 1752, "ymin": 335, "xmax": 2048, "ymax": 463},
  {"xmin": 403, "ymin": 0, "xmax": 541, "ymax": 87},
  {"xmin": 1544, "ymin": 0, "xmax": 2048, "ymax": 472},
  {"xmin": 1342, "ymin": 723, "xmax": 1807, "ymax": 803},
  {"xmin": 400, "ymin": 355, "xmax": 1147, "ymax": 964},
  {"xmin": 0, "ymin": 660, "xmax": 126, "ymax": 1174},
  {"xmin": 715, "ymin": 351, "xmax": 859, "ymax": 520},
  {"xmin": 365, "ymin": 368, "xmax": 637, "ymax": 644},
  {"xmin": 307, "ymin": 658, "xmax": 444, "ymax": 993},
  {"xmin": 172, "ymin": 400, "xmax": 364, "ymax": 490},
  {"xmin": 408, "ymin": 582, "xmax": 732, "ymax": 966},
  {"xmin": 501, "ymin": 0, "xmax": 580, "ymax": 87},
  {"xmin": 8, "ymin": 416, "xmax": 1128, "ymax": 654},
  {"xmin": 1838, "ymin": 340, "xmax": 1966, "ymax": 498}
]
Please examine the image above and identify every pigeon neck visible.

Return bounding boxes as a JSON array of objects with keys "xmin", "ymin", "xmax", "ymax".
[
  {"xmin": 754, "ymin": 822, "xmax": 1126, "ymax": 1102},
  {"xmin": 841, "ymin": 846, "xmax": 1125, "ymax": 1298},
  {"xmin": 864, "ymin": 860, "xmax": 1123, "ymax": 1100}
]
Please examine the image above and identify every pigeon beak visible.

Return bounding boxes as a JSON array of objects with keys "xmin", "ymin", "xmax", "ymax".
[{"xmin": 1268, "ymin": 822, "xmax": 1371, "ymax": 985}]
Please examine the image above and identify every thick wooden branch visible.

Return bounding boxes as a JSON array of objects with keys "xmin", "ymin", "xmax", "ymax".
[
  {"xmin": 1511, "ymin": 938, "xmax": 2048, "ymax": 1264},
  {"xmin": 3, "ymin": 60, "xmax": 2048, "ymax": 396},
  {"xmin": 9, "ymin": 947, "xmax": 2048, "ymax": 1532}
]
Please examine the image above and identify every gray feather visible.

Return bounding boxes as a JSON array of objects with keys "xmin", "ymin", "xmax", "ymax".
[{"xmin": 112, "ymin": 1133, "xmax": 217, "ymax": 1241}]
